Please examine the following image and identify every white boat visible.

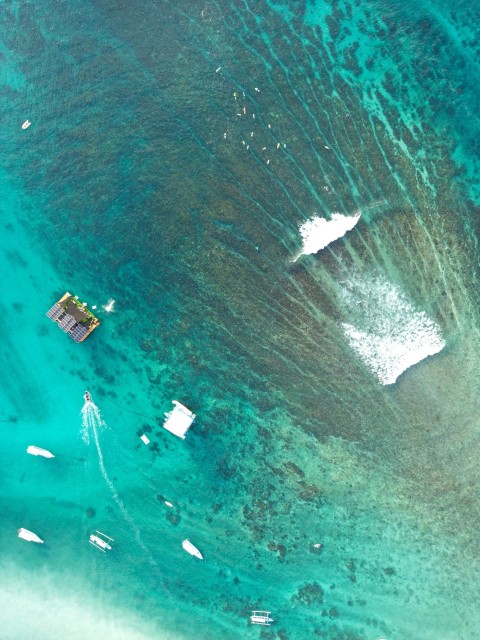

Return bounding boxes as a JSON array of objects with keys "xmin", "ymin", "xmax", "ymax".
[
  {"xmin": 250, "ymin": 611, "xmax": 274, "ymax": 626},
  {"xmin": 89, "ymin": 530, "xmax": 114, "ymax": 552},
  {"xmin": 18, "ymin": 528, "xmax": 44, "ymax": 544},
  {"xmin": 26, "ymin": 445, "xmax": 55, "ymax": 458},
  {"xmin": 21, "ymin": 120, "xmax": 31, "ymax": 129},
  {"xmin": 182, "ymin": 539, "xmax": 203, "ymax": 559},
  {"xmin": 163, "ymin": 400, "xmax": 196, "ymax": 439},
  {"xmin": 140, "ymin": 434, "xmax": 150, "ymax": 445}
]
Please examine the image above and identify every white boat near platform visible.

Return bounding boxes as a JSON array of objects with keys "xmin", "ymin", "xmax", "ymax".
[
  {"xmin": 26, "ymin": 445, "xmax": 55, "ymax": 458},
  {"xmin": 18, "ymin": 528, "xmax": 44, "ymax": 544},
  {"xmin": 250, "ymin": 611, "xmax": 274, "ymax": 626},
  {"xmin": 182, "ymin": 539, "xmax": 203, "ymax": 559},
  {"xmin": 163, "ymin": 401, "xmax": 195, "ymax": 440}
]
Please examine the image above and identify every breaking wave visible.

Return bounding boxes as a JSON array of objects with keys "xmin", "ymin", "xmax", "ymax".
[
  {"xmin": 294, "ymin": 212, "xmax": 361, "ymax": 260},
  {"xmin": 340, "ymin": 276, "xmax": 445, "ymax": 385}
]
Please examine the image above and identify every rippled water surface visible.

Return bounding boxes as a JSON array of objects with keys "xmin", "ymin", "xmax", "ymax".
[{"xmin": 1, "ymin": 0, "xmax": 480, "ymax": 638}]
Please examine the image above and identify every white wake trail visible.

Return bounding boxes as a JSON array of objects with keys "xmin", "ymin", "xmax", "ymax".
[{"xmin": 81, "ymin": 400, "xmax": 151, "ymax": 557}]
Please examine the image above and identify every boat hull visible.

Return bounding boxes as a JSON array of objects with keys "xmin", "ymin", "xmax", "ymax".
[
  {"xmin": 182, "ymin": 539, "xmax": 203, "ymax": 559},
  {"xmin": 18, "ymin": 528, "xmax": 44, "ymax": 543},
  {"xmin": 26, "ymin": 445, "xmax": 55, "ymax": 458}
]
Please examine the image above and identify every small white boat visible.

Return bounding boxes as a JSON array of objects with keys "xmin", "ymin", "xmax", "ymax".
[
  {"xmin": 21, "ymin": 120, "xmax": 31, "ymax": 129},
  {"xmin": 26, "ymin": 445, "xmax": 55, "ymax": 458},
  {"xmin": 84, "ymin": 390, "xmax": 92, "ymax": 403},
  {"xmin": 164, "ymin": 501, "xmax": 174, "ymax": 508},
  {"xmin": 250, "ymin": 611, "xmax": 274, "ymax": 626},
  {"xmin": 89, "ymin": 530, "xmax": 114, "ymax": 552},
  {"xmin": 18, "ymin": 528, "xmax": 44, "ymax": 544},
  {"xmin": 182, "ymin": 539, "xmax": 203, "ymax": 559},
  {"xmin": 140, "ymin": 434, "xmax": 150, "ymax": 445}
]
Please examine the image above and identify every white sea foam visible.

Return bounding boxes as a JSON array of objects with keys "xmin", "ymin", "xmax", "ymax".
[
  {"xmin": 340, "ymin": 276, "xmax": 445, "ymax": 385},
  {"xmin": 103, "ymin": 298, "xmax": 116, "ymax": 313},
  {"xmin": 294, "ymin": 212, "xmax": 361, "ymax": 260}
]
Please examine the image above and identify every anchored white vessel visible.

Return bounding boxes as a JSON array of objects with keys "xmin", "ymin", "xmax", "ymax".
[
  {"xmin": 18, "ymin": 528, "xmax": 44, "ymax": 544},
  {"xmin": 163, "ymin": 401, "xmax": 196, "ymax": 439},
  {"xmin": 89, "ymin": 530, "xmax": 114, "ymax": 552},
  {"xmin": 22, "ymin": 120, "xmax": 31, "ymax": 129},
  {"xmin": 182, "ymin": 539, "xmax": 203, "ymax": 559},
  {"xmin": 26, "ymin": 445, "xmax": 55, "ymax": 458},
  {"xmin": 250, "ymin": 611, "xmax": 274, "ymax": 626}
]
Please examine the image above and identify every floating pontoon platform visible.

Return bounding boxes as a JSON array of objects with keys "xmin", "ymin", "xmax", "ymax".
[{"xmin": 162, "ymin": 401, "xmax": 195, "ymax": 440}]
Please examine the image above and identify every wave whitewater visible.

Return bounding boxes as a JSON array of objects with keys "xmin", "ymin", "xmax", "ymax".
[
  {"xmin": 294, "ymin": 212, "xmax": 361, "ymax": 260},
  {"xmin": 340, "ymin": 276, "xmax": 445, "ymax": 384}
]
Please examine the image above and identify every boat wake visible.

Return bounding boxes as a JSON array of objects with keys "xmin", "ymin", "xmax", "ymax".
[
  {"xmin": 340, "ymin": 275, "xmax": 445, "ymax": 385},
  {"xmin": 81, "ymin": 398, "xmax": 151, "ymax": 556}
]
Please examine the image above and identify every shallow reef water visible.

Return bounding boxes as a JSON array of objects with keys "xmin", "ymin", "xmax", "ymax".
[{"xmin": 1, "ymin": 0, "xmax": 480, "ymax": 638}]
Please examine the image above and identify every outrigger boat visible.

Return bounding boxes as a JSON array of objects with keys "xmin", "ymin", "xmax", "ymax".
[
  {"xmin": 250, "ymin": 611, "xmax": 274, "ymax": 626},
  {"xmin": 84, "ymin": 390, "xmax": 92, "ymax": 403},
  {"xmin": 18, "ymin": 528, "xmax": 44, "ymax": 544},
  {"xmin": 182, "ymin": 539, "xmax": 203, "ymax": 559},
  {"xmin": 89, "ymin": 530, "xmax": 114, "ymax": 552},
  {"xmin": 26, "ymin": 445, "xmax": 55, "ymax": 458}
]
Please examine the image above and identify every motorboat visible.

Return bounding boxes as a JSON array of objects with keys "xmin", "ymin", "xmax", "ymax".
[
  {"xmin": 89, "ymin": 530, "xmax": 114, "ymax": 552},
  {"xmin": 84, "ymin": 390, "xmax": 92, "ymax": 403},
  {"xmin": 182, "ymin": 539, "xmax": 203, "ymax": 559},
  {"xmin": 18, "ymin": 528, "xmax": 44, "ymax": 544},
  {"xmin": 22, "ymin": 120, "xmax": 31, "ymax": 129},
  {"xmin": 250, "ymin": 611, "xmax": 274, "ymax": 626},
  {"xmin": 26, "ymin": 445, "xmax": 55, "ymax": 458}
]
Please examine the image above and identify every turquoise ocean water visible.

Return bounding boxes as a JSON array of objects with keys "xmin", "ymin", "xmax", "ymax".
[{"xmin": 1, "ymin": 0, "xmax": 480, "ymax": 638}]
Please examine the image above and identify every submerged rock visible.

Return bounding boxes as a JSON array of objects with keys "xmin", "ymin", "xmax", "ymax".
[{"xmin": 291, "ymin": 581, "xmax": 324, "ymax": 605}]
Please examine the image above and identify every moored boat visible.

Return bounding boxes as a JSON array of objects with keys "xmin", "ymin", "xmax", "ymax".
[
  {"xmin": 89, "ymin": 530, "xmax": 114, "ymax": 552},
  {"xmin": 182, "ymin": 539, "xmax": 203, "ymax": 559},
  {"xmin": 250, "ymin": 611, "xmax": 274, "ymax": 626},
  {"xmin": 26, "ymin": 445, "xmax": 55, "ymax": 458},
  {"xmin": 18, "ymin": 528, "xmax": 44, "ymax": 544}
]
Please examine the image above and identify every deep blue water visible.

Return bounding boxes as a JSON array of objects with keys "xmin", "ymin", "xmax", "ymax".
[{"xmin": 1, "ymin": 0, "xmax": 480, "ymax": 638}]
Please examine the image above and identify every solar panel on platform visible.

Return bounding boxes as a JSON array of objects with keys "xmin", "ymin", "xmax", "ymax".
[
  {"xmin": 58, "ymin": 314, "xmax": 76, "ymax": 332},
  {"xmin": 70, "ymin": 325, "xmax": 88, "ymax": 342},
  {"xmin": 46, "ymin": 303, "xmax": 64, "ymax": 321}
]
